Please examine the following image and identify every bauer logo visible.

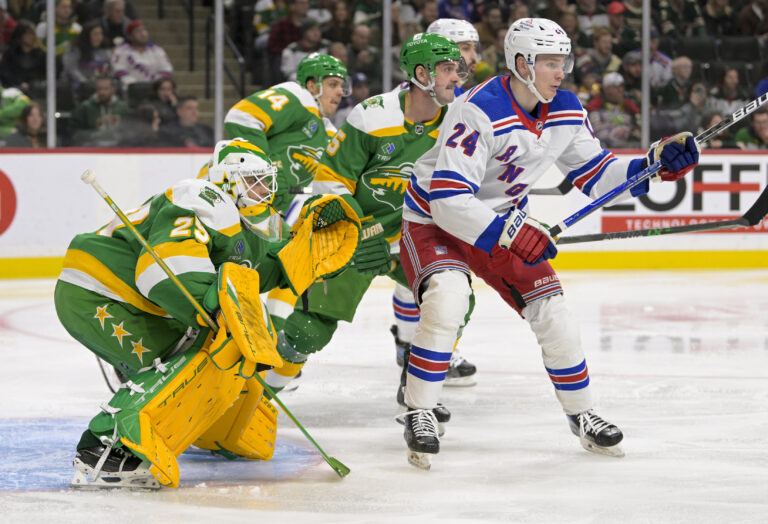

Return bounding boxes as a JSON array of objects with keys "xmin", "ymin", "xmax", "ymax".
[{"xmin": 0, "ymin": 169, "xmax": 17, "ymax": 236}]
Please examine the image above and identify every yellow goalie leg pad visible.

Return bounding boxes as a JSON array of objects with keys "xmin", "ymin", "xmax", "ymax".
[
  {"xmin": 218, "ymin": 262, "xmax": 282, "ymax": 368},
  {"xmin": 195, "ymin": 377, "xmax": 279, "ymax": 460},
  {"xmin": 120, "ymin": 347, "xmax": 245, "ymax": 488},
  {"xmin": 277, "ymin": 194, "xmax": 361, "ymax": 296}
]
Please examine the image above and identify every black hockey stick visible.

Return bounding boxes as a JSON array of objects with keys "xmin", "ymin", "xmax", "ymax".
[
  {"xmin": 549, "ymin": 91, "xmax": 768, "ymax": 239},
  {"xmin": 557, "ymin": 182, "xmax": 768, "ymax": 244},
  {"xmin": 529, "ymin": 178, "xmax": 573, "ymax": 196},
  {"xmin": 81, "ymin": 170, "xmax": 350, "ymax": 478}
]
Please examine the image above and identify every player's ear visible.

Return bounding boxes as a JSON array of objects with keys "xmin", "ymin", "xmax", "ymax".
[
  {"xmin": 516, "ymin": 55, "xmax": 531, "ymax": 80},
  {"xmin": 305, "ymin": 78, "xmax": 319, "ymax": 96},
  {"xmin": 415, "ymin": 64, "xmax": 430, "ymax": 85}
]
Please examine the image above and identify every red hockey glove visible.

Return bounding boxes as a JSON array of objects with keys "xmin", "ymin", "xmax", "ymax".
[{"xmin": 498, "ymin": 208, "xmax": 558, "ymax": 265}]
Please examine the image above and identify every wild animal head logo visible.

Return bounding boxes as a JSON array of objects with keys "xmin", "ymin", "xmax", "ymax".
[
  {"xmin": 286, "ymin": 144, "xmax": 325, "ymax": 186},
  {"xmin": 360, "ymin": 162, "xmax": 414, "ymax": 210}
]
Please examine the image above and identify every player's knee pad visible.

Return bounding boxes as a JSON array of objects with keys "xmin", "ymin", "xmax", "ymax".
[
  {"xmin": 195, "ymin": 377, "xmax": 278, "ymax": 461},
  {"xmin": 88, "ymin": 345, "xmax": 246, "ymax": 488},
  {"xmin": 523, "ymin": 294, "xmax": 582, "ymax": 365},
  {"xmin": 418, "ymin": 270, "xmax": 471, "ymax": 335}
]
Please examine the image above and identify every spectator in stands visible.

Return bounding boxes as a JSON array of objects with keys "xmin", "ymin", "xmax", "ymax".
[
  {"xmin": 541, "ymin": 0, "xmax": 576, "ymax": 21},
  {"xmin": 328, "ymin": 41, "xmax": 348, "ymax": 66},
  {"xmin": 577, "ymin": 71, "xmax": 602, "ymax": 105},
  {"xmin": 7, "ymin": 0, "xmax": 42, "ymax": 24},
  {"xmin": 69, "ymin": 75, "xmax": 129, "ymax": 146},
  {"xmin": 658, "ymin": 0, "xmax": 706, "ymax": 38},
  {"xmin": 619, "ymin": 50, "xmax": 642, "ymax": 106},
  {"xmin": 709, "ymin": 67, "xmax": 751, "ymax": 115},
  {"xmin": 648, "ymin": 28, "xmax": 673, "ymax": 88},
  {"xmin": 332, "ymin": 71, "xmax": 369, "ymax": 128},
  {"xmin": 323, "ymin": 0, "xmax": 352, "ymax": 44},
  {"xmin": 267, "ymin": 0, "xmax": 310, "ymax": 84},
  {"xmin": 737, "ymin": 0, "xmax": 768, "ymax": 38},
  {"xmin": 307, "ymin": 0, "xmax": 333, "ymax": 31},
  {"xmin": 656, "ymin": 55, "xmax": 693, "ymax": 108},
  {"xmin": 346, "ymin": 24, "xmax": 381, "ymax": 93},
  {"xmin": 148, "ymin": 76, "xmax": 177, "ymax": 125},
  {"xmin": 0, "ymin": 80, "xmax": 28, "ymax": 138},
  {"xmin": 281, "ymin": 19, "xmax": 329, "ymax": 81},
  {"xmin": 4, "ymin": 99, "xmax": 42, "ymax": 147},
  {"xmin": 36, "ymin": 0, "xmax": 81, "ymax": 56},
  {"xmin": 0, "ymin": 1, "xmax": 18, "ymax": 50},
  {"xmin": 623, "ymin": 0, "xmax": 643, "ymax": 33},
  {"xmin": 112, "ymin": 19, "xmax": 173, "ymax": 90},
  {"xmin": 578, "ymin": 27, "xmax": 622, "ymax": 79},
  {"xmin": 101, "ymin": 0, "xmax": 132, "ymax": 48},
  {"xmin": 735, "ymin": 107, "xmax": 768, "ymax": 149},
  {"xmin": 586, "ymin": 71, "xmax": 641, "ymax": 148},
  {"xmin": 63, "ymin": 20, "xmax": 112, "ymax": 98},
  {"xmin": 703, "ymin": 0, "xmax": 738, "ymax": 36},
  {"xmin": 438, "ymin": 0, "xmax": 473, "ymax": 22},
  {"xmin": 697, "ymin": 111, "xmax": 737, "ymax": 149},
  {"xmin": 473, "ymin": 3, "xmax": 503, "ymax": 51},
  {"xmin": 0, "ymin": 21, "xmax": 45, "ymax": 93},
  {"xmin": 403, "ymin": 1, "xmax": 439, "ymax": 36},
  {"xmin": 558, "ymin": 11, "xmax": 592, "ymax": 51},
  {"xmin": 479, "ymin": 25, "xmax": 510, "ymax": 76},
  {"xmin": 576, "ymin": 0, "xmax": 609, "ymax": 37},
  {"xmin": 159, "ymin": 95, "xmax": 214, "ymax": 148},
  {"xmin": 606, "ymin": 1, "xmax": 638, "ymax": 58},
  {"xmin": 754, "ymin": 63, "xmax": 768, "ymax": 98},
  {"xmin": 117, "ymin": 102, "xmax": 167, "ymax": 147}
]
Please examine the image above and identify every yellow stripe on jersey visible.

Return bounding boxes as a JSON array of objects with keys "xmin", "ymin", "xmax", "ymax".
[
  {"xmin": 314, "ymin": 164, "xmax": 357, "ymax": 194},
  {"xmin": 62, "ymin": 249, "xmax": 168, "ymax": 316},
  {"xmin": 227, "ymin": 140, "xmax": 266, "ymax": 156},
  {"xmin": 304, "ymin": 106, "xmax": 320, "ymax": 118},
  {"xmin": 428, "ymin": 128, "xmax": 440, "ymax": 139},
  {"xmin": 218, "ymin": 223, "xmax": 242, "ymax": 237},
  {"xmin": 370, "ymin": 125, "xmax": 407, "ymax": 137},
  {"xmin": 232, "ymin": 99, "xmax": 273, "ymax": 132},
  {"xmin": 135, "ymin": 240, "xmax": 210, "ymax": 279}
]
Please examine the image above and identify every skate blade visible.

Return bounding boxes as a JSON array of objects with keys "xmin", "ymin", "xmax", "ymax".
[
  {"xmin": 580, "ymin": 438, "xmax": 625, "ymax": 458},
  {"xmin": 407, "ymin": 451, "xmax": 432, "ymax": 470},
  {"xmin": 71, "ymin": 459, "xmax": 162, "ymax": 490},
  {"xmin": 444, "ymin": 375, "xmax": 477, "ymax": 387}
]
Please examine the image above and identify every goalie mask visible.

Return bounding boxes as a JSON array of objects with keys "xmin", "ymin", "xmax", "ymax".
[{"xmin": 204, "ymin": 138, "xmax": 283, "ymax": 241}]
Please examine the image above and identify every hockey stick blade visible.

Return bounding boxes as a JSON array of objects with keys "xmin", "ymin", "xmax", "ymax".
[{"xmin": 557, "ymin": 183, "xmax": 768, "ymax": 244}]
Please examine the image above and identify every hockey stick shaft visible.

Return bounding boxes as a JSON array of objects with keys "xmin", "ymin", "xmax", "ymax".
[
  {"xmin": 81, "ymin": 170, "xmax": 350, "ymax": 478},
  {"xmin": 557, "ymin": 181, "xmax": 768, "ymax": 244},
  {"xmin": 549, "ymin": 91, "xmax": 768, "ymax": 239}
]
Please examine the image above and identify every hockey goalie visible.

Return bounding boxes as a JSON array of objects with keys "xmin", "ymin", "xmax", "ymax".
[{"xmin": 54, "ymin": 138, "xmax": 360, "ymax": 489}]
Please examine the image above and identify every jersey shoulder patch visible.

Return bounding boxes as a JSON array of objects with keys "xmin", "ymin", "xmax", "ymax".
[
  {"xmin": 165, "ymin": 179, "xmax": 241, "ymax": 233},
  {"xmin": 347, "ymin": 90, "xmax": 404, "ymax": 134}
]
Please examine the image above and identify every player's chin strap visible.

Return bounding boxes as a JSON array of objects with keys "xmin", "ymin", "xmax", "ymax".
[
  {"xmin": 411, "ymin": 77, "xmax": 446, "ymax": 107},
  {"xmin": 512, "ymin": 63, "xmax": 553, "ymax": 104}
]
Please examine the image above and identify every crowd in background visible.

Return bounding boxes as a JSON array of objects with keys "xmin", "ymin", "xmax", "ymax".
[{"xmin": 2, "ymin": 0, "xmax": 768, "ymax": 149}]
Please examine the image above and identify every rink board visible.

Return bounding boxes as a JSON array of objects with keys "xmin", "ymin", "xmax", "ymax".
[{"xmin": 0, "ymin": 149, "xmax": 767, "ymax": 277}]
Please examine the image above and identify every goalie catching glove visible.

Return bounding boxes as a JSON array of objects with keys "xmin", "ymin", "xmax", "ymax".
[
  {"xmin": 499, "ymin": 207, "xmax": 557, "ymax": 266},
  {"xmin": 352, "ymin": 218, "xmax": 392, "ymax": 276},
  {"xmin": 276, "ymin": 193, "xmax": 361, "ymax": 295},
  {"xmin": 647, "ymin": 131, "xmax": 700, "ymax": 182}
]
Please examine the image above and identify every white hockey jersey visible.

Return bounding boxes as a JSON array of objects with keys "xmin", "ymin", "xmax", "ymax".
[{"xmin": 403, "ymin": 75, "xmax": 647, "ymax": 253}]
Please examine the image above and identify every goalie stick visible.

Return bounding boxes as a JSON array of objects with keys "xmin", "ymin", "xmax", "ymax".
[
  {"xmin": 548, "ymin": 91, "xmax": 768, "ymax": 239},
  {"xmin": 557, "ymin": 182, "xmax": 768, "ymax": 243},
  {"xmin": 81, "ymin": 170, "xmax": 350, "ymax": 478}
]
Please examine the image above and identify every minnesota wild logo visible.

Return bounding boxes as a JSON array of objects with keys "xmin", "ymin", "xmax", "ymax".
[
  {"xmin": 360, "ymin": 162, "xmax": 414, "ymax": 210},
  {"xmin": 199, "ymin": 186, "xmax": 225, "ymax": 206},
  {"xmin": 286, "ymin": 144, "xmax": 324, "ymax": 186},
  {"xmin": 362, "ymin": 95, "xmax": 384, "ymax": 109}
]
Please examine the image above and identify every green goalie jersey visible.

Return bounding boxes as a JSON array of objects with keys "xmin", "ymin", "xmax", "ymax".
[
  {"xmin": 224, "ymin": 81, "xmax": 336, "ymax": 214},
  {"xmin": 58, "ymin": 178, "xmax": 288, "ymax": 328},
  {"xmin": 312, "ymin": 88, "xmax": 446, "ymax": 247}
]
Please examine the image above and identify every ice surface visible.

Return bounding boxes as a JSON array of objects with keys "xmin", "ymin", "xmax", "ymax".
[{"xmin": 0, "ymin": 272, "xmax": 766, "ymax": 523}]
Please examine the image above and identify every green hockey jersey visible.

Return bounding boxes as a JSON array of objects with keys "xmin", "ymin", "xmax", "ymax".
[
  {"xmin": 224, "ymin": 81, "xmax": 336, "ymax": 214},
  {"xmin": 58, "ymin": 179, "xmax": 288, "ymax": 328},
  {"xmin": 312, "ymin": 87, "xmax": 446, "ymax": 248}
]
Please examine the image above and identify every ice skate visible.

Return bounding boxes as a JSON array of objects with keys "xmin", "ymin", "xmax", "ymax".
[
  {"xmin": 567, "ymin": 410, "xmax": 624, "ymax": 457},
  {"xmin": 71, "ymin": 444, "xmax": 160, "ymax": 490},
  {"xmin": 397, "ymin": 408, "xmax": 440, "ymax": 470},
  {"xmin": 282, "ymin": 370, "xmax": 302, "ymax": 393},
  {"xmin": 444, "ymin": 349, "xmax": 477, "ymax": 387}
]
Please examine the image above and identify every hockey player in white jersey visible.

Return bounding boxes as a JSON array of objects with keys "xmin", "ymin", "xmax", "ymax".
[
  {"xmin": 398, "ymin": 18, "xmax": 700, "ymax": 469},
  {"xmin": 427, "ymin": 17, "xmax": 479, "ymax": 91}
]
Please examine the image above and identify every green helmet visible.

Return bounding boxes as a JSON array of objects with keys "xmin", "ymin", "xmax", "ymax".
[
  {"xmin": 297, "ymin": 53, "xmax": 348, "ymax": 87},
  {"xmin": 400, "ymin": 32, "xmax": 461, "ymax": 83}
]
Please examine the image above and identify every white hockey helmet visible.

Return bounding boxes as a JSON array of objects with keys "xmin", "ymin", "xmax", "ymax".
[
  {"xmin": 504, "ymin": 18, "xmax": 573, "ymax": 103},
  {"xmin": 426, "ymin": 18, "xmax": 479, "ymax": 44},
  {"xmin": 202, "ymin": 138, "xmax": 282, "ymax": 240}
]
